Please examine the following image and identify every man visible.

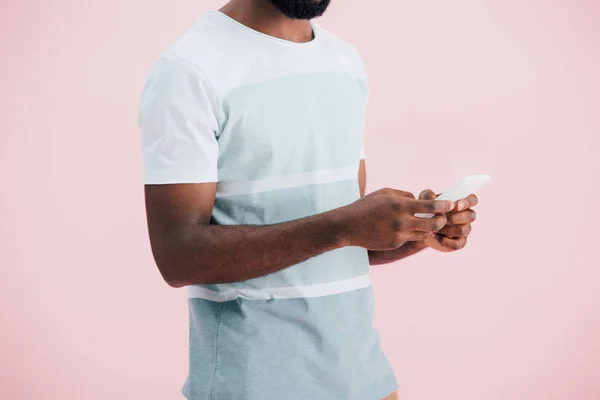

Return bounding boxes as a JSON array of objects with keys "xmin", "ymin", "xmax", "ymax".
[{"xmin": 138, "ymin": 0, "xmax": 478, "ymax": 398}]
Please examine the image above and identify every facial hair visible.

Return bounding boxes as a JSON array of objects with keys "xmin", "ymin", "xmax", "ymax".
[{"xmin": 266, "ymin": 0, "xmax": 331, "ymax": 20}]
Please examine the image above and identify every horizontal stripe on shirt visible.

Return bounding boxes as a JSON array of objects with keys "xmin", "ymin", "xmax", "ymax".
[
  {"xmin": 216, "ymin": 165, "xmax": 358, "ymax": 197},
  {"xmin": 186, "ymin": 274, "xmax": 371, "ymax": 301}
]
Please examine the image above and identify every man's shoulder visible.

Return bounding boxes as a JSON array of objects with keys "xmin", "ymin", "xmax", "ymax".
[
  {"xmin": 316, "ymin": 25, "xmax": 358, "ymax": 54},
  {"xmin": 161, "ymin": 12, "xmax": 235, "ymax": 73},
  {"xmin": 315, "ymin": 24, "xmax": 366, "ymax": 74}
]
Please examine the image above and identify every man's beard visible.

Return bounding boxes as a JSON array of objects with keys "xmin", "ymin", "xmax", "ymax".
[{"xmin": 266, "ymin": 0, "xmax": 331, "ymax": 20}]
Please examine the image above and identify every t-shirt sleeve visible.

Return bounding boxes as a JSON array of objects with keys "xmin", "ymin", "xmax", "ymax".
[
  {"xmin": 138, "ymin": 56, "xmax": 220, "ymax": 184},
  {"xmin": 359, "ymin": 145, "xmax": 367, "ymax": 160}
]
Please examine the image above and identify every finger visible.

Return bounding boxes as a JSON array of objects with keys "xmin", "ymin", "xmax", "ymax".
[
  {"xmin": 433, "ymin": 234, "xmax": 467, "ymax": 251},
  {"xmin": 389, "ymin": 188, "xmax": 415, "ymax": 199},
  {"xmin": 406, "ymin": 214, "xmax": 447, "ymax": 232},
  {"xmin": 456, "ymin": 194, "xmax": 479, "ymax": 211},
  {"xmin": 438, "ymin": 223, "xmax": 472, "ymax": 238},
  {"xmin": 404, "ymin": 231, "xmax": 433, "ymax": 242},
  {"xmin": 446, "ymin": 209, "xmax": 476, "ymax": 225},
  {"xmin": 418, "ymin": 189, "xmax": 437, "ymax": 200},
  {"xmin": 407, "ymin": 198, "xmax": 454, "ymax": 214}
]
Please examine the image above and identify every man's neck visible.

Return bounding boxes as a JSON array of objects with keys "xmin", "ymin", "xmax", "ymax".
[{"xmin": 220, "ymin": 0, "xmax": 314, "ymax": 43}]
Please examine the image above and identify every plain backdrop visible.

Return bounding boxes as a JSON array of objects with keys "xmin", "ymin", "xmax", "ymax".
[{"xmin": 1, "ymin": 0, "xmax": 599, "ymax": 399}]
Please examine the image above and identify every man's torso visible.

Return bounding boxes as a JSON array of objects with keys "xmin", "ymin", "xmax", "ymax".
[{"xmin": 139, "ymin": 11, "xmax": 398, "ymax": 400}]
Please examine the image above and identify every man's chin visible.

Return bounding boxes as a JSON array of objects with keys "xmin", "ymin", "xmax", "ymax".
[{"xmin": 267, "ymin": 0, "xmax": 331, "ymax": 20}]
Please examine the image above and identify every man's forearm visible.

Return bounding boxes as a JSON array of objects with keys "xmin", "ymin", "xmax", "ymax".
[
  {"xmin": 368, "ymin": 240, "xmax": 429, "ymax": 266},
  {"xmin": 153, "ymin": 209, "xmax": 351, "ymax": 287}
]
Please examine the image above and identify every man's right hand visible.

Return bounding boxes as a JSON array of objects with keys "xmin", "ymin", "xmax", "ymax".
[
  {"xmin": 337, "ymin": 188, "xmax": 454, "ymax": 251},
  {"xmin": 145, "ymin": 184, "xmax": 453, "ymax": 286}
]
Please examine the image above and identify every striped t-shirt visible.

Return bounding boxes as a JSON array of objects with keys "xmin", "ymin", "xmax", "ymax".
[{"xmin": 138, "ymin": 11, "xmax": 398, "ymax": 400}]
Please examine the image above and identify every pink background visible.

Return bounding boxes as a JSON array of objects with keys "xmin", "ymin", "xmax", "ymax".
[{"xmin": 1, "ymin": 0, "xmax": 599, "ymax": 399}]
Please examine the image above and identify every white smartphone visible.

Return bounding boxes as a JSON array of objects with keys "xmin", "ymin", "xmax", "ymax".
[{"xmin": 415, "ymin": 174, "xmax": 491, "ymax": 218}]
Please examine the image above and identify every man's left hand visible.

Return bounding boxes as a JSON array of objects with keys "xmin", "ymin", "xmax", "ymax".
[{"xmin": 419, "ymin": 189, "xmax": 478, "ymax": 252}]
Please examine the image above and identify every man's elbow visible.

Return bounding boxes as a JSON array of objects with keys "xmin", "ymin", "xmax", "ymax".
[
  {"xmin": 162, "ymin": 271, "xmax": 187, "ymax": 288},
  {"xmin": 149, "ymin": 237, "xmax": 228, "ymax": 286},
  {"xmin": 153, "ymin": 251, "xmax": 211, "ymax": 288},
  {"xmin": 153, "ymin": 257, "xmax": 184, "ymax": 288}
]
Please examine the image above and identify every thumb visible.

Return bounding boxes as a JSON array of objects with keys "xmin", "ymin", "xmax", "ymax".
[
  {"xmin": 390, "ymin": 189, "xmax": 416, "ymax": 199},
  {"xmin": 419, "ymin": 189, "xmax": 439, "ymax": 200}
]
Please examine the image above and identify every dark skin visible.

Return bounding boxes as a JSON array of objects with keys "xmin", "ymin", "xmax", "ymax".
[
  {"xmin": 421, "ymin": 189, "xmax": 478, "ymax": 252},
  {"xmin": 145, "ymin": 161, "xmax": 478, "ymax": 287},
  {"xmin": 220, "ymin": 0, "xmax": 315, "ymax": 43},
  {"xmin": 144, "ymin": 1, "xmax": 480, "ymax": 287},
  {"xmin": 359, "ymin": 162, "xmax": 478, "ymax": 264}
]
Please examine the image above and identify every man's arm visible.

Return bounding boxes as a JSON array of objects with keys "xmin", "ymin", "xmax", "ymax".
[
  {"xmin": 145, "ymin": 183, "xmax": 350, "ymax": 287},
  {"xmin": 359, "ymin": 160, "xmax": 430, "ymax": 265},
  {"xmin": 145, "ymin": 179, "xmax": 452, "ymax": 287}
]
